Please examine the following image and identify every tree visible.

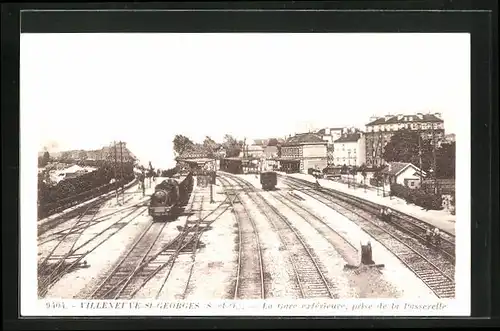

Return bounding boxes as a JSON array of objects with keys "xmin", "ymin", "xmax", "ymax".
[
  {"xmin": 78, "ymin": 150, "xmax": 87, "ymax": 160},
  {"xmin": 267, "ymin": 138, "xmax": 279, "ymax": 146},
  {"xmin": 222, "ymin": 134, "xmax": 242, "ymax": 158},
  {"xmin": 203, "ymin": 136, "xmax": 218, "ymax": 158},
  {"xmin": 38, "ymin": 151, "xmax": 50, "ymax": 167},
  {"xmin": 382, "ymin": 130, "xmax": 433, "ymax": 170},
  {"xmin": 60, "ymin": 151, "xmax": 71, "ymax": 162},
  {"xmin": 42, "ymin": 151, "xmax": 50, "ymax": 164},
  {"xmin": 436, "ymin": 142, "xmax": 455, "ymax": 178},
  {"xmin": 173, "ymin": 135, "xmax": 195, "ymax": 157}
]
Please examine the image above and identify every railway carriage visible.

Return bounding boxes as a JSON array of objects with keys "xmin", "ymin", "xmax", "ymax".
[{"xmin": 260, "ymin": 171, "xmax": 277, "ymax": 190}]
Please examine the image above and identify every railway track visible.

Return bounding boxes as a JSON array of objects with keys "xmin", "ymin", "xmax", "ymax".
[
  {"xmin": 281, "ymin": 177, "xmax": 455, "ymax": 298},
  {"xmin": 218, "ymin": 177, "xmax": 266, "ymax": 300},
  {"xmin": 38, "ymin": 179, "xmax": 139, "ymax": 236},
  {"xmin": 155, "ymin": 192, "xmax": 237, "ymax": 300},
  {"xmin": 37, "ymin": 203, "xmax": 148, "ymax": 298},
  {"xmin": 39, "ymin": 201, "xmax": 147, "ymax": 246},
  {"xmin": 271, "ymin": 190, "xmax": 360, "ymax": 266},
  {"xmin": 89, "ymin": 189, "xmax": 236, "ymax": 300},
  {"xmin": 220, "ymin": 173, "xmax": 336, "ymax": 299},
  {"xmin": 38, "ymin": 200, "xmax": 104, "ymax": 294},
  {"xmin": 282, "ymin": 175, "xmax": 455, "ymax": 258},
  {"xmin": 88, "ymin": 189, "xmax": 202, "ymax": 300},
  {"xmin": 88, "ymin": 220, "xmax": 171, "ymax": 299},
  {"xmin": 179, "ymin": 195, "xmax": 206, "ymax": 300}
]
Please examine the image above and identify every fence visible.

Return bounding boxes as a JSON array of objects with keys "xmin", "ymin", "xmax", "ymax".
[{"xmin": 421, "ymin": 178, "xmax": 455, "ymax": 195}]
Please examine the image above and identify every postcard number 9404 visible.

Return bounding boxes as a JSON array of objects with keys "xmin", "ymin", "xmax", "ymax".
[{"xmin": 45, "ymin": 301, "xmax": 67, "ymax": 309}]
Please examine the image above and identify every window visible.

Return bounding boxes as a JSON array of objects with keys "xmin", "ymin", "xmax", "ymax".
[{"xmin": 410, "ymin": 181, "xmax": 415, "ymax": 187}]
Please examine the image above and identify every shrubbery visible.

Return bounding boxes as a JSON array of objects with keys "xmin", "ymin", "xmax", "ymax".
[
  {"xmin": 38, "ymin": 163, "xmax": 135, "ymax": 218},
  {"xmin": 390, "ymin": 183, "xmax": 443, "ymax": 210}
]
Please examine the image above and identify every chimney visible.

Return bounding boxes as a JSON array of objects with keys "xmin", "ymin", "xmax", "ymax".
[{"xmin": 384, "ymin": 114, "xmax": 392, "ymax": 122}]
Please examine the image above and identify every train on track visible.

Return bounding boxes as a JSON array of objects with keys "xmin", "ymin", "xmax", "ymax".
[
  {"xmin": 260, "ymin": 171, "xmax": 277, "ymax": 190},
  {"xmin": 149, "ymin": 173, "xmax": 193, "ymax": 221}
]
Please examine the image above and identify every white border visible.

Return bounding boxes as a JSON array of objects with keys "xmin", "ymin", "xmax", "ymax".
[{"xmin": 20, "ymin": 32, "xmax": 471, "ymax": 317}]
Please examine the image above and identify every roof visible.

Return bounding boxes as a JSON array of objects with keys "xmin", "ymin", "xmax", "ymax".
[
  {"xmin": 179, "ymin": 144, "xmax": 211, "ymax": 159},
  {"xmin": 178, "ymin": 158, "xmax": 214, "ymax": 164},
  {"xmin": 61, "ymin": 164, "xmax": 85, "ymax": 173},
  {"xmin": 251, "ymin": 138, "xmax": 281, "ymax": 146},
  {"xmin": 316, "ymin": 128, "xmax": 344, "ymax": 135},
  {"xmin": 334, "ymin": 133, "xmax": 362, "ymax": 143},
  {"xmin": 253, "ymin": 139, "xmax": 266, "ymax": 146},
  {"xmin": 284, "ymin": 133, "xmax": 326, "ymax": 146},
  {"xmin": 275, "ymin": 158, "xmax": 301, "ymax": 162},
  {"xmin": 444, "ymin": 133, "xmax": 456, "ymax": 141},
  {"xmin": 366, "ymin": 113, "xmax": 443, "ymax": 126},
  {"xmin": 380, "ymin": 162, "xmax": 426, "ymax": 177},
  {"xmin": 247, "ymin": 145, "xmax": 263, "ymax": 151}
]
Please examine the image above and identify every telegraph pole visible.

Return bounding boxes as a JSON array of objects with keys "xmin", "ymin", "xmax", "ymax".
[
  {"xmin": 210, "ymin": 161, "xmax": 215, "ymax": 203},
  {"xmin": 418, "ymin": 124, "xmax": 423, "ymax": 186},
  {"xmin": 243, "ymin": 137, "xmax": 246, "ymax": 158},
  {"xmin": 113, "ymin": 141, "xmax": 119, "ymax": 204},
  {"xmin": 348, "ymin": 151, "xmax": 351, "ymax": 188},
  {"xmin": 430, "ymin": 121, "xmax": 438, "ymax": 194},
  {"xmin": 382, "ymin": 173, "xmax": 385, "ymax": 197},
  {"xmin": 120, "ymin": 141, "xmax": 124, "ymax": 204}
]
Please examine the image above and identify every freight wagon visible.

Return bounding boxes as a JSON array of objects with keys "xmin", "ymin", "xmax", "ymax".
[{"xmin": 260, "ymin": 171, "xmax": 277, "ymax": 190}]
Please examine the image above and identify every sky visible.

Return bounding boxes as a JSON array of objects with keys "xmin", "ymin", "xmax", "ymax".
[{"xmin": 20, "ymin": 33, "xmax": 470, "ymax": 169}]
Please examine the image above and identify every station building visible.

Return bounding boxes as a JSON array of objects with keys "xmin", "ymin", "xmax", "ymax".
[
  {"xmin": 278, "ymin": 133, "xmax": 328, "ymax": 173},
  {"xmin": 176, "ymin": 146, "xmax": 215, "ymax": 172},
  {"xmin": 333, "ymin": 131, "xmax": 366, "ymax": 167}
]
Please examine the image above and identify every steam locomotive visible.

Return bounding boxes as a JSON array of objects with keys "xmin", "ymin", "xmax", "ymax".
[{"xmin": 149, "ymin": 173, "xmax": 193, "ymax": 221}]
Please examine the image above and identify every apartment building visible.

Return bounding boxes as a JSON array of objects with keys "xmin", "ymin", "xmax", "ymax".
[{"xmin": 364, "ymin": 112, "xmax": 445, "ymax": 167}]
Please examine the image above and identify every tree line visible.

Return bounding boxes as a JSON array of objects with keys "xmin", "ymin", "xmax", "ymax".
[
  {"xmin": 382, "ymin": 130, "xmax": 456, "ymax": 179},
  {"xmin": 173, "ymin": 134, "xmax": 246, "ymax": 158}
]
